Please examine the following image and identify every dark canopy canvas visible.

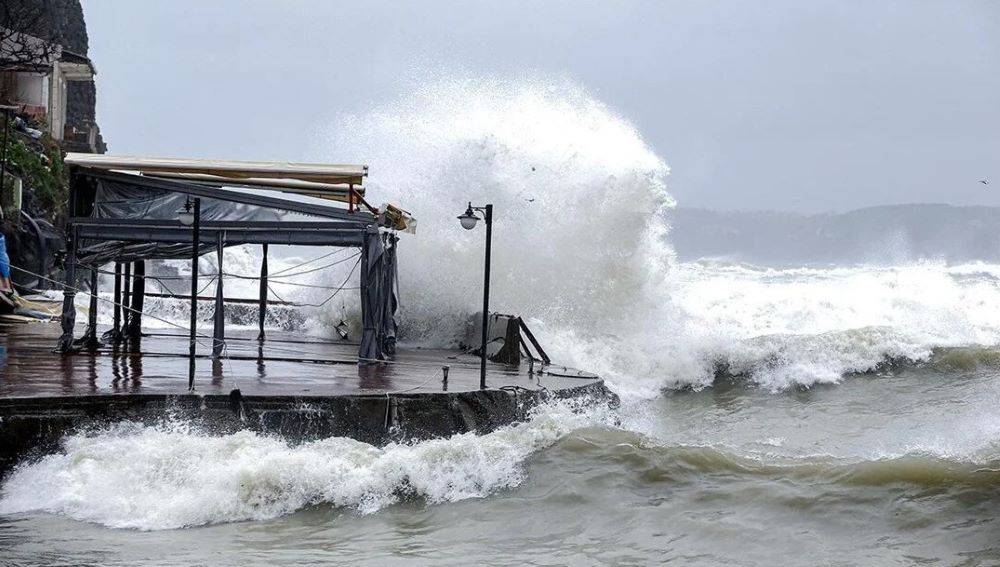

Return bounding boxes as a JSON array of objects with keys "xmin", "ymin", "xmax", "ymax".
[{"xmin": 56, "ymin": 160, "xmax": 400, "ymax": 365}]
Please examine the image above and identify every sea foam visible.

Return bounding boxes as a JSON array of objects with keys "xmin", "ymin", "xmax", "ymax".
[{"xmin": 0, "ymin": 401, "xmax": 612, "ymax": 530}]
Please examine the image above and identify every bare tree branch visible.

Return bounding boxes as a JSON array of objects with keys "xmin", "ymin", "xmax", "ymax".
[{"xmin": 1, "ymin": 1, "xmax": 62, "ymax": 72}]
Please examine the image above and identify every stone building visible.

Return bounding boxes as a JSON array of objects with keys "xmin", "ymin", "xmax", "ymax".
[
  {"xmin": 1, "ymin": 0, "xmax": 105, "ymax": 153},
  {"xmin": 1, "ymin": 27, "xmax": 103, "ymax": 153}
]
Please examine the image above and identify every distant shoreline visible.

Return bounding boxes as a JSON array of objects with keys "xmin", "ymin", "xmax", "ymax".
[{"xmin": 667, "ymin": 203, "xmax": 1000, "ymax": 265}]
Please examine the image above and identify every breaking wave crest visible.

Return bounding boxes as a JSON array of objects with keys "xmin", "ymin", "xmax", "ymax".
[
  {"xmin": 671, "ymin": 261, "xmax": 1000, "ymax": 391},
  {"xmin": 0, "ymin": 401, "xmax": 615, "ymax": 530},
  {"xmin": 3, "ymin": 408, "xmax": 997, "ymax": 531},
  {"xmin": 317, "ymin": 77, "xmax": 1000, "ymax": 394}
]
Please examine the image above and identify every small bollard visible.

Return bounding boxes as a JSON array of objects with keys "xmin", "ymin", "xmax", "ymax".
[{"xmin": 442, "ymin": 365, "xmax": 449, "ymax": 391}]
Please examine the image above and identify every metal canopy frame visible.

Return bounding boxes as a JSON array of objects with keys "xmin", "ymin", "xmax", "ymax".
[
  {"xmin": 57, "ymin": 161, "xmax": 399, "ymax": 380},
  {"xmin": 73, "ymin": 218, "xmax": 368, "ymax": 247}
]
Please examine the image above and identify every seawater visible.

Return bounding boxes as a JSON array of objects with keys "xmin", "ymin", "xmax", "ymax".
[{"xmin": 1, "ymin": 78, "xmax": 998, "ymax": 565}]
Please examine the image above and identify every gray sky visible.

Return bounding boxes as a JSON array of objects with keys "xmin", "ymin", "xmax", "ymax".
[{"xmin": 82, "ymin": 0, "xmax": 999, "ymax": 213}]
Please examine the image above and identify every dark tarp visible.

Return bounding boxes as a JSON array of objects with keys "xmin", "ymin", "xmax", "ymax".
[
  {"xmin": 91, "ymin": 178, "xmax": 276, "ymax": 222},
  {"xmin": 78, "ymin": 178, "xmax": 282, "ymax": 265},
  {"xmin": 59, "ymin": 171, "xmax": 397, "ymax": 363},
  {"xmin": 359, "ymin": 228, "xmax": 385, "ymax": 362},
  {"xmin": 381, "ymin": 234, "xmax": 399, "ymax": 355},
  {"xmin": 359, "ymin": 230, "xmax": 400, "ymax": 362}
]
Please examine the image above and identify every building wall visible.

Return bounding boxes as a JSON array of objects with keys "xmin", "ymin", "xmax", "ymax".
[{"xmin": 13, "ymin": 72, "xmax": 48, "ymax": 108}]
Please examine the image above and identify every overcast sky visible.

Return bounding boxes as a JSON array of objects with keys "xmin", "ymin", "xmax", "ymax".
[{"xmin": 82, "ymin": 0, "xmax": 999, "ymax": 213}]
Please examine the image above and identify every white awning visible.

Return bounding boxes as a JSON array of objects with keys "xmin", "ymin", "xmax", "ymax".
[
  {"xmin": 139, "ymin": 171, "xmax": 363, "ymax": 204},
  {"xmin": 64, "ymin": 153, "xmax": 367, "ymax": 185}
]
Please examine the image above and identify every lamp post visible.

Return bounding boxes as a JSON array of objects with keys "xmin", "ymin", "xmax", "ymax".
[
  {"xmin": 179, "ymin": 197, "xmax": 201, "ymax": 390},
  {"xmin": 458, "ymin": 202, "xmax": 493, "ymax": 389}
]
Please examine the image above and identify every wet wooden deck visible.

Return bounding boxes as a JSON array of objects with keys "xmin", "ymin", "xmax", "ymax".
[{"xmin": 0, "ymin": 321, "xmax": 599, "ymax": 399}]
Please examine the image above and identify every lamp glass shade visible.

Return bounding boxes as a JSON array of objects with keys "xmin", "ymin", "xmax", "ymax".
[
  {"xmin": 458, "ymin": 204, "xmax": 479, "ymax": 230},
  {"xmin": 178, "ymin": 211, "xmax": 195, "ymax": 226},
  {"xmin": 458, "ymin": 214, "xmax": 479, "ymax": 230}
]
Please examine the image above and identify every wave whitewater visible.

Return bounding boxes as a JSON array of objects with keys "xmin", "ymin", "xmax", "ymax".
[
  {"xmin": 3, "ymin": 406, "xmax": 997, "ymax": 531},
  {"xmin": 315, "ymin": 77, "xmax": 1000, "ymax": 396},
  {"xmin": 0, "ymin": 401, "xmax": 615, "ymax": 530},
  {"xmin": 10, "ymin": 76, "xmax": 1000, "ymax": 535}
]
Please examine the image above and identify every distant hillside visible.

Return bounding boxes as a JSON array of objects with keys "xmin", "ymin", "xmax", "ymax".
[{"xmin": 666, "ymin": 204, "xmax": 1000, "ymax": 265}]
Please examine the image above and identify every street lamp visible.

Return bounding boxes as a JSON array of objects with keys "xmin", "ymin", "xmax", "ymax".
[
  {"xmin": 458, "ymin": 204, "xmax": 479, "ymax": 230},
  {"xmin": 177, "ymin": 197, "xmax": 196, "ymax": 226},
  {"xmin": 457, "ymin": 201, "xmax": 493, "ymax": 389},
  {"xmin": 178, "ymin": 196, "xmax": 201, "ymax": 390}
]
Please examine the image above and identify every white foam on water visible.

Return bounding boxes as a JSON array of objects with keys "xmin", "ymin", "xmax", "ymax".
[
  {"xmin": 15, "ymin": 76, "xmax": 1000, "ymax": 533},
  {"xmin": 668, "ymin": 260, "xmax": 1000, "ymax": 391},
  {"xmin": 0, "ymin": 401, "xmax": 613, "ymax": 530}
]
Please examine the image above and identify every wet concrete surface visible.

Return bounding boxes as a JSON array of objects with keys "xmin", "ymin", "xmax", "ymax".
[
  {"xmin": 0, "ymin": 322, "xmax": 611, "ymax": 475},
  {"xmin": 0, "ymin": 322, "xmax": 598, "ymax": 398}
]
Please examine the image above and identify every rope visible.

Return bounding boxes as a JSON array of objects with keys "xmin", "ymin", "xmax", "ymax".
[
  {"xmin": 262, "ymin": 255, "xmax": 361, "ymax": 309},
  {"xmin": 19, "ymin": 261, "xmax": 498, "ymax": 397},
  {"xmin": 226, "ymin": 251, "xmax": 360, "ymax": 281},
  {"xmin": 385, "ymin": 367, "xmax": 444, "ymax": 428},
  {"xmin": 386, "ymin": 369, "xmax": 441, "ymax": 394},
  {"xmin": 269, "ymin": 247, "xmax": 351, "ymax": 276},
  {"xmin": 9, "ymin": 264, "xmax": 217, "ymax": 349},
  {"xmin": 90, "ymin": 267, "xmax": 194, "ymax": 293},
  {"xmin": 83, "ymin": 262, "xmax": 218, "ymax": 305},
  {"xmin": 292, "ymin": 256, "xmax": 362, "ymax": 308},
  {"xmin": 265, "ymin": 283, "xmax": 292, "ymax": 305},
  {"xmin": 92, "ymin": 268, "xmax": 187, "ymax": 281},
  {"xmin": 12, "ymin": 263, "xmax": 242, "ymax": 391},
  {"xmin": 197, "ymin": 275, "xmax": 217, "ymax": 296},
  {"xmin": 267, "ymin": 281, "xmax": 360, "ymax": 291}
]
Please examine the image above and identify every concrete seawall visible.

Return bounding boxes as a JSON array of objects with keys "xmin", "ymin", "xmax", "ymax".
[
  {"xmin": 0, "ymin": 381, "xmax": 615, "ymax": 476},
  {"xmin": 0, "ymin": 324, "xmax": 615, "ymax": 476}
]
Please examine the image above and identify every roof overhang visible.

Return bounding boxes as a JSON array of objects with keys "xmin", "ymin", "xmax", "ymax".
[
  {"xmin": 73, "ymin": 167, "xmax": 374, "ymax": 223},
  {"xmin": 140, "ymin": 171, "xmax": 363, "ymax": 204},
  {"xmin": 64, "ymin": 153, "xmax": 368, "ymax": 186}
]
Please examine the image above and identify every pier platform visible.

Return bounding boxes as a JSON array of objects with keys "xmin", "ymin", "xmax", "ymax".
[{"xmin": 0, "ymin": 321, "xmax": 612, "ymax": 475}]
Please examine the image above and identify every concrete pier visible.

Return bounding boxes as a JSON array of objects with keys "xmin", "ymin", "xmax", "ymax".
[{"xmin": 0, "ymin": 322, "xmax": 613, "ymax": 475}]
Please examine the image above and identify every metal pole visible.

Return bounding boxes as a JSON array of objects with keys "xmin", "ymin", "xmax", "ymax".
[
  {"xmin": 188, "ymin": 197, "xmax": 201, "ymax": 390},
  {"xmin": 479, "ymin": 204, "xmax": 493, "ymax": 390},
  {"xmin": 121, "ymin": 262, "xmax": 131, "ymax": 342},
  {"xmin": 212, "ymin": 231, "xmax": 225, "ymax": 358},
  {"xmin": 128, "ymin": 260, "xmax": 145, "ymax": 341},
  {"xmin": 56, "ymin": 225, "xmax": 78, "ymax": 353},
  {"xmin": 85, "ymin": 267, "xmax": 99, "ymax": 351},
  {"xmin": 111, "ymin": 261, "xmax": 122, "ymax": 343},
  {"xmin": 257, "ymin": 243, "xmax": 268, "ymax": 342},
  {"xmin": 56, "ymin": 180, "xmax": 79, "ymax": 353}
]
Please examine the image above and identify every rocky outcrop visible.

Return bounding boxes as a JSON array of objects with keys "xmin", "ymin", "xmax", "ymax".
[
  {"xmin": 2, "ymin": 0, "xmax": 105, "ymax": 288},
  {"xmin": 10, "ymin": 0, "xmax": 88, "ymax": 55}
]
